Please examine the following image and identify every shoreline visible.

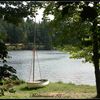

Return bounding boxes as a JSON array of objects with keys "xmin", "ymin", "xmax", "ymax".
[{"xmin": 0, "ymin": 82, "xmax": 96, "ymax": 99}]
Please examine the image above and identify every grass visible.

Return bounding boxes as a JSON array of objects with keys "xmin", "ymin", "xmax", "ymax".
[{"xmin": 0, "ymin": 82, "xmax": 97, "ymax": 99}]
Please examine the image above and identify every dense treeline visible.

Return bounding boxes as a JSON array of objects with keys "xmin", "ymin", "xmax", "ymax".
[{"xmin": 0, "ymin": 18, "xmax": 53, "ymax": 50}]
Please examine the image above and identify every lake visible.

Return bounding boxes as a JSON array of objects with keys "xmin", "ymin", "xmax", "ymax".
[{"xmin": 0, "ymin": 50, "xmax": 96, "ymax": 86}]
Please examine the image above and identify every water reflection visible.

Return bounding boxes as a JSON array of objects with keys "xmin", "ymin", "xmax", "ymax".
[{"xmin": 0, "ymin": 50, "xmax": 96, "ymax": 86}]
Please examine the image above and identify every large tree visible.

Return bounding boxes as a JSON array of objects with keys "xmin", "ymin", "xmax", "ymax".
[{"xmin": 43, "ymin": 1, "xmax": 100, "ymax": 98}]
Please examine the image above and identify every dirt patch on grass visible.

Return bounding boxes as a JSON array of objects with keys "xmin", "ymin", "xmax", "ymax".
[
  {"xmin": 31, "ymin": 92, "xmax": 66, "ymax": 97},
  {"xmin": 31, "ymin": 92, "xmax": 96, "ymax": 99}
]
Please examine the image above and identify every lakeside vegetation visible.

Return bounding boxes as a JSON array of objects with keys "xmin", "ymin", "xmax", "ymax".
[
  {"xmin": 0, "ymin": 81, "xmax": 96, "ymax": 99},
  {"xmin": 6, "ymin": 43, "xmax": 54, "ymax": 50}
]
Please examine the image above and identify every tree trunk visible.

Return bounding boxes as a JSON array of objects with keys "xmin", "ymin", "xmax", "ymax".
[{"xmin": 92, "ymin": 19, "xmax": 100, "ymax": 98}]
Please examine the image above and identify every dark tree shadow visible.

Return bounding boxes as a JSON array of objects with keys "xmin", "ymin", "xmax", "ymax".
[
  {"xmin": 20, "ymin": 86, "xmax": 43, "ymax": 91},
  {"xmin": 91, "ymin": 96, "xmax": 100, "ymax": 99}
]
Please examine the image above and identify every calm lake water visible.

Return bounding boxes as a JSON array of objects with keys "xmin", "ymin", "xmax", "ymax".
[{"xmin": 0, "ymin": 50, "xmax": 96, "ymax": 86}]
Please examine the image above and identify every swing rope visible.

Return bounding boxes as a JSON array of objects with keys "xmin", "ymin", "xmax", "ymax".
[
  {"xmin": 36, "ymin": 50, "xmax": 42, "ymax": 79},
  {"xmin": 29, "ymin": 59, "xmax": 33, "ymax": 82},
  {"xmin": 29, "ymin": 51, "xmax": 42, "ymax": 82}
]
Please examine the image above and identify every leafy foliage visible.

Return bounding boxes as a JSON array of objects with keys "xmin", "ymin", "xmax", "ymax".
[
  {"xmin": 0, "ymin": 40, "xmax": 8, "ymax": 63},
  {"xmin": 43, "ymin": 1, "xmax": 100, "ymax": 63},
  {"xmin": 0, "ymin": 1, "xmax": 30, "ymax": 25},
  {"xmin": 0, "ymin": 1, "xmax": 42, "ymax": 25},
  {"xmin": 0, "ymin": 40, "xmax": 18, "ymax": 81},
  {"xmin": 0, "ymin": 64, "xmax": 17, "ymax": 80}
]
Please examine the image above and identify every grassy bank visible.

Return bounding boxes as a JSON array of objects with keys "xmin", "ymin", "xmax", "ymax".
[{"xmin": 0, "ymin": 82, "xmax": 97, "ymax": 99}]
